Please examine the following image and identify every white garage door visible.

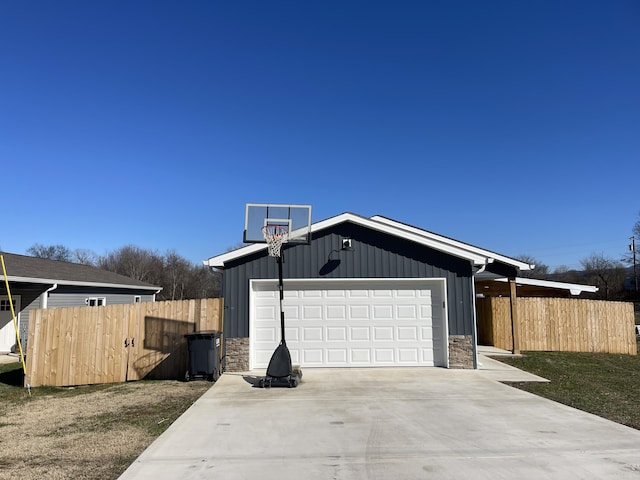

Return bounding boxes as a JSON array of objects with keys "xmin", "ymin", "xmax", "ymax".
[{"xmin": 250, "ymin": 279, "xmax": 448, "ymax": 369}]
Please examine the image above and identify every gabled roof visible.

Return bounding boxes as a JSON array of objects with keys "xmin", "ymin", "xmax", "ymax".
[
  {"xmin": 0, "ymin": 252, "xmax": 160, "ymax": 291},
  {"xmin": 204, "ymin": 212, "xmax": 534, "ymax": 271}
]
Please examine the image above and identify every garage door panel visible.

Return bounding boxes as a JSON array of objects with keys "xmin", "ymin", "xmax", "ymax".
[
  {"xmin": 351, "ymin": 326, "xmax": 370, "ymax": 341},
  {"xmin": 285, "ymin": 327, "xmax": 299, "ymax": 341},
  {"xmin": 349, "ymin": 305, "xmax": 369, "ymax": 319},
  {"xmin": 256, "ymin": 305, "xmax": 277, "ymax": 320},
  {"xmin": 351, "ymin": 349, "xmax": 371, "ymax": 363},
  {"xmin": 327, "ymin": 349, "xmax": 347, "ymax": 364},
  {"xmin": 421, "ymin": 326, "xmax": 434, "ymax": 340},
  {"xmin": 398, "ymin": 348, "xmax": 419, "ymax": 363},
  {"xmin": 422, "ymin": 348, "xmax": 435, "ymax": 363},
  {"xmin": 372, "ymin": 289, "xmax": 393, "ymax": 298},
  {"xmin": 326, "ymin": 289, "xmax": 346, "ymax": 298},
  {"xmin": 373, "ymin": 326, "xmax": 394, "ymax": 341},
  {"xmin": 255, "ymin": 290, "xmax": 277, "ymax": 299},
  {"xmin": 327, "ymin": 326, "xmax": 347, "ymax": 341},
  {"xmin": 255, "ymin": 327, "xmax": 276, "ymax": 342},
  {"xmin": 375, "ymin": 349, "xmax": 394, "ymax": 362},
  {"xmin": 283, "ymin": 305, "xmax": 299, "ymax": 320},
  {"xmin": 398, "ymin": 326, "xmax": 418, "ymax": 340},
  {"xmin": 348, "ymin": 289, "xmax": 369, "ymax": 298},
  {"xmin": 302, "ymin": 305, "xmax": 322, "ymax": 320},
  {"xmin": 326, "ymin": 305, "xmax": 347, "ymax": 320},
  {"xmin": 302, "ymin": 349, "xmax": 323, "ymax": 365},
  {"xmin": 302, "ymin": 289, "xmax": 322, "ymax": 298},
  {"xmin": 303, "ymin": 327, "xmax": 323, "ymax": 341},
  {"xmin": 396, "ymin": 289, "xmax": 417, "ymax": 298},
  {"xmin": 252, "ymin": 280, "xmax": 446, "ymax": 369},
  {"xmin": 397, "ymin": 304, "xmax": 418, "ymax": 319},
  {"xmin": 372, "ymin": 305, "xmax": 393, "ymax": 319}
]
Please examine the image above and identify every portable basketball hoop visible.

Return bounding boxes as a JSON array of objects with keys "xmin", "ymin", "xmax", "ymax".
[
  {"xmin": 262, "ymin": 225, "xmax": 288, "ymax": 257},
  {"xmin": 244, "ymin": 203, "xmax": 311, "ymax": 388}
]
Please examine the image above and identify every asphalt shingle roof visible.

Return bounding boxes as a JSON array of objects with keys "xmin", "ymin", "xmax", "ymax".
[{"xmin": 0, "ymin": 252, "xmax": 159, "ymax": 290}]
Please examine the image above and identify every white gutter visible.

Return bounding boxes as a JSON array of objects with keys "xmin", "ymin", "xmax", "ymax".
[
  {"xmin": 470, "ymin": 258, "xmax": 496, "ymax": 369},
  {"xmin": 1, "ymin": 275, "xmax": 159, "ymax": 292},
  {"xmin": 40, "ymin": 283, "xmax": 58, "ymax": 309}
]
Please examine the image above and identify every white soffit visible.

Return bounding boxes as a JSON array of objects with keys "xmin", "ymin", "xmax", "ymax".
[{"xmin": 492, "ymin": 277, "xmax": 599, "ymax": 295}]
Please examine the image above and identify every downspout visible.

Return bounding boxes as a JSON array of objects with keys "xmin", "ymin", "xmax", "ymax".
[
  {"xmin": 471, "ymin": 259, "xmax": 494, "ymax": 369},
  {"xmin": 41, "ymin": 283, "xmax": 58, "ymax": 309},
  {"xmin": 153, "ymin": 288, "xmax": 162, "ymax": 302}
]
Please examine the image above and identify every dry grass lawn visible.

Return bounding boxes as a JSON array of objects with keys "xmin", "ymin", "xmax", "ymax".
[{"xmin": 0, "ymin": 363, "xmax": 211, "ymax": 480}]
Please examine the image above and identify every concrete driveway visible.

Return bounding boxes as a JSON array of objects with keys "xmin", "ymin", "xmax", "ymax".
[{"xmin": 120, "ymin": 357, "xmax": 640, "ymax": 479}]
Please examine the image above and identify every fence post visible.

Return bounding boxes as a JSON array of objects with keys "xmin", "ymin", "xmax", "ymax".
[{"xmin": 509, "ymin": 278, "xmax": 520, "ymax": 354}]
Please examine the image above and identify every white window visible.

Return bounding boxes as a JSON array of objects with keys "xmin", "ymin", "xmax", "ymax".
[
  {"xmin": 134, "ymin": 295, "xmax": 142, "ymax": 303},
  {"xmin": 0, "ymin": 299, "xmax": 16, "ymax": 311},
  {"xmin": 86, "ymin": 297, "xmax": 106, "ymax": 307}
]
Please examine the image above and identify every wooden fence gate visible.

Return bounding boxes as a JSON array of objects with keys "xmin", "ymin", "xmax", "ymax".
[{"xmin": 25, "ymin": 298, "xmax": 223, "ymax": 387}]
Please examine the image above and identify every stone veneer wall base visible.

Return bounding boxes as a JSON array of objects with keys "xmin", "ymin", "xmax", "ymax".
[
  {"xmin": 448, "ymin": 335, "xmax": 474, "ymax": 369},
  {"xmin": 225, "ymin": 337, "xmax": 250, "ymax": 372}
]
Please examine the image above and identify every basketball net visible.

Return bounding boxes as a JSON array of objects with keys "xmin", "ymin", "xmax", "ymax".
[{"xmin": 262, "ymin": 225, "xmax": 289, "ymax": 257}]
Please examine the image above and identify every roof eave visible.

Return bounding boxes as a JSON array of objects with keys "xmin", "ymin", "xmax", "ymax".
[
  {"xmin": 2, "ymin": 275, "xmax": 160, "ymax": 292},
  {"xmin": 205, "ymin": 212, "xmax": 512, "ymax": 268},
  {"xmin": 370, "ymin": 215, "xmax": 534, "ymax": 271},
  {"xmin": 492, "ymin": 277, "xmax": 599, "ymax": 295}
]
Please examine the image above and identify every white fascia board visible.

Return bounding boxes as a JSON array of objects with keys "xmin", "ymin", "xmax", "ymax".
[
  {"xmin": 326, "ymin": 214, "xmax": 490, "ymax": 265},
  {"xmin": 205, "ymin": 243, "xmax": 267, "ymax": 269},
  {"xmin": 493, "ymin": 277, "xmax": 599, "ymax": 295},
  {"xmin": 2, "ymin": 275, "xmax": 160, "ymax": 292},
  {"xmin": 370, "ymin": 215, "xmax": 533, "ymax": 271},
  {"xmin": 205, "ymin": 212, "xmax": 490, "ymax": 268}
]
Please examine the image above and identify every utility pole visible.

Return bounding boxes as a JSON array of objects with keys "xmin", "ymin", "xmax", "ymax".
[{"xmin": 631, "ymin": 236, "xmax": 638, "ymax": 292}]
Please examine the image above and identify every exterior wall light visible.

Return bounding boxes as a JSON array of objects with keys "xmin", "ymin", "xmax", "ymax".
[{"xmin": 341, "ymin": 238, "xmax": 353, "ymax": 251}]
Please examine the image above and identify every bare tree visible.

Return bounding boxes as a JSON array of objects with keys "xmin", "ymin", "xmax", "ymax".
[
  {"xmin": 72, "ymin": 249, "xmax": 98, "ymax": 266},
  {"xmin": 162, "ymin": 250, "xmax": 191, "ymax": 300},
  {"xmin": 184, "ymin": 266, "xmax": 222, "ymax": 299},
  {"xmin": 26, "ymin": 242, "xmax": 221, "ymax": 300},
  {"xmin": 97, "ymin": 245, "xmax": 163, "ymax": 284},
  {"xmin": 580, "ymin": 253, "xmax": 626, "ymax": 300},
  {"xmin": 27, "ymin": 243, "xmax": 72, "ymax": 262},
  {"xmin": 515, "ymin": 255, "xmax": 549, "ymax": 279}
]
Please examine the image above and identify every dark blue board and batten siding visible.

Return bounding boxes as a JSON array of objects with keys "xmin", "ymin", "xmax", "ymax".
[{"xmin": 222, "ymin": 222, "xmax": 475, "ymax": 339}]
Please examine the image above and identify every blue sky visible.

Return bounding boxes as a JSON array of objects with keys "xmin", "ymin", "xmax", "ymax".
[{"xmin": 1, "ymin": 1, "xmax": 638, "ymax": 271}]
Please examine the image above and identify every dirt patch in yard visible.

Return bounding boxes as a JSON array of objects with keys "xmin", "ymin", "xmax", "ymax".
[{"xmin": 0, "ymin": 378, "xmax": 211, "ymax": 479}]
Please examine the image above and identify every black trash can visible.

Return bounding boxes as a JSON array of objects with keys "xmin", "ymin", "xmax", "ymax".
[{"xmin": 184, "ymin": 330, "xmax": 222, "ymax": 382}]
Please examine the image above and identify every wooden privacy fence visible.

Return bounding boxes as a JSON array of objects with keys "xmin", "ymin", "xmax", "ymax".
[
  {"xmin": 25, "ymin": 298, "xmax": 224, "ymax": 387},
  {"xmin": 477, "ymin": 297, "xmax": 636, "ymax": 355}
]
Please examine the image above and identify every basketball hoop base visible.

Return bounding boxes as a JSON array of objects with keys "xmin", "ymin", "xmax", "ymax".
[{"xmin": 257, "ymin": 366, "xmax": 303, "ymax": 388}]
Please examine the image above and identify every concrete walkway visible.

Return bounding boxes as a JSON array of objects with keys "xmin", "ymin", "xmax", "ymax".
[
  {"xmin": 120, "ymin": 356, "xmax": 640, "ymax": 480},
  {"xmin": 0, "ymin": 354, "xmax": 20, "ymax": 365}
]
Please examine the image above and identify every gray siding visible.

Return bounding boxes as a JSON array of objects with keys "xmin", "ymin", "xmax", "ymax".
[
  {"xmin": 222, "ymin": 222, "xmax": 475, "ymax": 339},
  {"xmin": 47, "ymin": 286, "xmax": 155, "ymax": 308}
]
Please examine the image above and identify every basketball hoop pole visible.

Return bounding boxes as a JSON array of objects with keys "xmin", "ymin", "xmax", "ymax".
[{"xmin": 277, "ymin": 253, "xmax": 286, "ymax": 344}]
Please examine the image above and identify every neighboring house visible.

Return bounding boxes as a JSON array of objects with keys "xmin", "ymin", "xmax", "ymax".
[
  {"xmin": 204, "ymin": 213, "xmax": 532, "ymax": 371},
  {"xmin": 0, "ymin": 252, "xmax": 161, "ymax": 353}
]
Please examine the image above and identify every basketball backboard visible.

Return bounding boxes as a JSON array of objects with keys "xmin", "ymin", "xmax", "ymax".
[{"xmin": 243, "ymin": 203, "xmax": 312, "ymax": 244}]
